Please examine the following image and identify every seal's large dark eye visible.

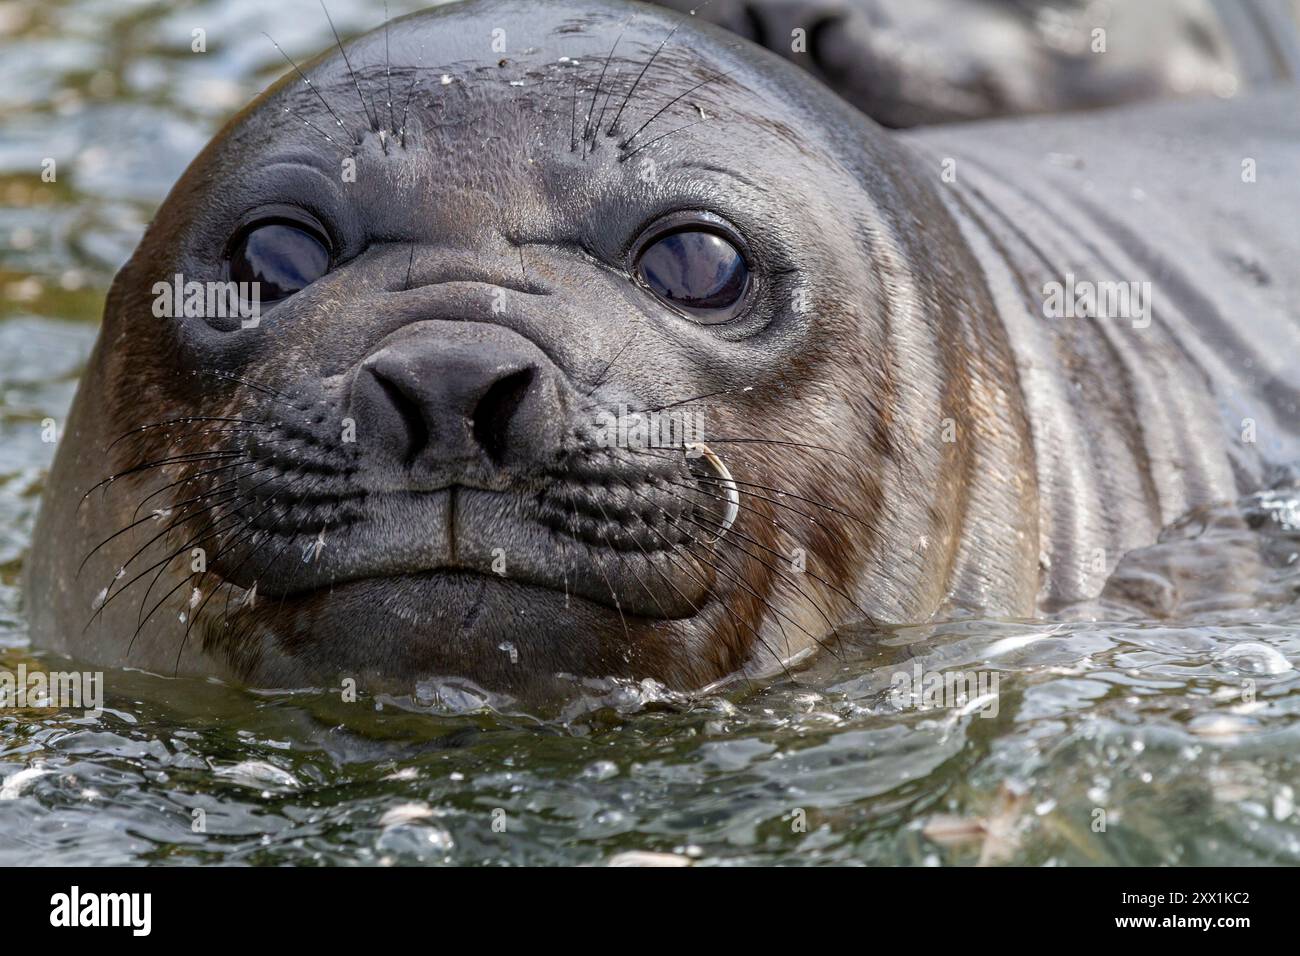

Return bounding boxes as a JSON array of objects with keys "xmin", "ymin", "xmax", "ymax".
[
  {"xmin": 635, "ymin": 229, "xmax": 751, "ymax": 324},
  {"xmin": 227, "ymin": 220, "xmax": 330, "ymax": 302}
]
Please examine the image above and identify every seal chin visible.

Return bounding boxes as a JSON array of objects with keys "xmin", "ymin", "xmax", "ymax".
[{"xmin": 214, "ymin": 569, "xmax": 683, "ymax": 692}]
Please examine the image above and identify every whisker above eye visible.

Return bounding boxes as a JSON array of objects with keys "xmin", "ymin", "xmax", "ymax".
[
  {"xmin": 606, "ymin": 23, "xmax": 681, "ymax": 137},
  {"xmin": 319, "ymin": 0, "xmax": 379, "ymax": 132},
  {"xmin": 618, "ymin": 118, "xmax": 706, "ymax": 163},
  {"xmin": 263, "ymin": 31, "xmax": 356, "ymax": 144},
  {"xmin": 583, "ymin": 25, "xmax": 628, "ymax": 157},
  {"xmin": 619, "ymin": 69, "xmax": 735, "ymax": 150}
]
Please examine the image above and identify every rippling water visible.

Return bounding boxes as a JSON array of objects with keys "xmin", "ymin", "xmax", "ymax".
[{"xmin": 3, "ymin": 0, "xmax": 1299, "ymax": 866}]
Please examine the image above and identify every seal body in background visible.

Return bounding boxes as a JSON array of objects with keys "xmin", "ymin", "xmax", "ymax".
[
  {"xmin": 25, "ymin": 0, "xmax": 1300, "ymax": 698},
  {"xmin": 650, "ymin": 0, "xmax": 1300, "ymax": 126}
]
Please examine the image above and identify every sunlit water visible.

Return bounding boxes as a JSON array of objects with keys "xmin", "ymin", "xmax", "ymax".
[{"xmin": 2, "ymin": 0, "xmax": 1299, "ymax": 866}]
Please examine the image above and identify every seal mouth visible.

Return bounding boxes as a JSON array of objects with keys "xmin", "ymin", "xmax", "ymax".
[{"xmin": 207, "ymin": 464, "xmax": 736, "ymax": 621}]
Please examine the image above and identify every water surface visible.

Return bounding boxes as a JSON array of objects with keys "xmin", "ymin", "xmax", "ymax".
[{"xmin": 2, "ymin": 0, "xmax": 1299, "ymax": 866}]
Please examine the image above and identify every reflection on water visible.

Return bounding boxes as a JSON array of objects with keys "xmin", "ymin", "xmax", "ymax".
[{"xmin": 2, "ymin": 0, "xmax": 1299, "ymax": 866}]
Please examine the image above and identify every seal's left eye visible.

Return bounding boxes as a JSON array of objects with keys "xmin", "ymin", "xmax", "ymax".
[
  {"xmin": 227, "ymin": 220, "xmax": 330, "ymax": 302},
  {"xmin": 635, "ymin": 229, "xmax": 750, "ymax": 323}
]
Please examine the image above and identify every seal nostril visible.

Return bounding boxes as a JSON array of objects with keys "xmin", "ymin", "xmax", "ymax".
[
  {"xmin": 372, "ymin": 371, "xmax": 430, "ymax": 464},
  {"xmin": 471, "ymin": 368, "xmax": 535, "ymax": 466}
]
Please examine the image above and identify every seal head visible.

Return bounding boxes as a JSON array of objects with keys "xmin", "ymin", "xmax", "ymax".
[{"xmin": 28, "ymin": 0, "xmax": 1036, "ymax": 697}]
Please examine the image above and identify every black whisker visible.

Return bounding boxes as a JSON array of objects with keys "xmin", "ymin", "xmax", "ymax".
[
  {"xmin": 131, "ymin": 451, "xmax": 297, "ymax": 521},
  {"xmin": 667, "ymin": 479, "xmax": 874, "ymax": 628},
  {"xmin": 599, "ymin": 474, "xmax": 789, "ymax": 666},
  {"xmin": 587, "ymin": 328, "xmax": 640, "ymax": 396},
  {"xmin": 696, "ymin": 474, "xmax": 871, "ymax": 527},
  {"xmin": 619, "ymin": 118, "xmax": 705, "ymax": 163},
  {"xmin": 88, "ymin": 509, "xmax": 246, "ymax": 634},
  {"xmin": 627, "ymin": 443, "xmax": 863, "ymax": 502},
  {"xmin": 623, "ymin": 477, "xmax": 842, "ymax": 657},
  {"xmin": 593, "ymin": 67, "xmax": 621, "ymax": 143},
  {"xmin": 585, "ymin": 493, "xmax": 673, "ymax": 620},
  {"xmin": 570, "ymin": 74, "xmax": 579, "ymax": 152},
  {"xmin": 319, "ymin": 0, "xmax": 378, "ymax": 131},
  {"xmin": 201, "ymin": 369, "xmax": 308, "ymax": 411},
  {"xmin": 607, "ymin": 24, "xmax": 679, "ymax": 136},
  {"xmin": 384, "ymin": 3, "xmax": 395, "ymax": 133},
  {"xmin": 620, "ymin": 70, "xmax": 733, "ymax": 149},
  {"xmin": 81, "ymin": 451, "xmax": 246, "ymax": 505},
  {"xmin": 173, "ymin": 474, "xmax": 330, "ymax": 672},
  {"xmin": 697, "ymin": 436, "xmax": 854, "ymax": 459},
  {"xmin": 672, "ymin": 495, "xmax": 852, "ymax": 653},
  {"xmin": 120, "ymin": 464, "xmax": 292, "ymax": 611},
  {"xmin": 678, "ymin": 524, "xmax": 798, "ymax": 655},
  {"xmin": 106, "ymin": 416, "xmax": 268, "ymax": 453},
  {"xmin": 263, "ymin": 32, "xmax": 353, "ymax": 141},
  {"xmin": 398, "ymin": 75, "xmax": 421, "ymax": 147},
  {"xmin": 664, "ymin": 475, "xmax": 824, "ymax": 525},
  {"xmin": 627, "ymin": 388, "xmax": 733, "ymax": 414},
  {"xmin": 583, "ymin": 26, "xmax": 626, "ymax": 156},
  {"xmin": 281, "ymin": 102, "xmax": 350, "ymax": 154},
  {"xmin": 77, "ymin": 463, "xmax": 270, "ymax": 580},
  {"xmin": 573, "ymin": 501, "xmax": 631, "ymax": 642},
  {"xmin": 128, "ymin": 469, "xmax": 320, "ymax": 651}
]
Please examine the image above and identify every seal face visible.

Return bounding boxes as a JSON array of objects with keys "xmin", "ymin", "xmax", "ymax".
[
  {"xmin": 43, "ymin": 0, "xmax": 1023, "ymax": 697},
  {"xmin": 28, "ymin": 0, "xmax": 1298, "ymax": 700}
]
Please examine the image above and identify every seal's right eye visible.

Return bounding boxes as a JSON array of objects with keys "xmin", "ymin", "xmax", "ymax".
[{"xmin": 227, "ymin": 220, "xmax": 330, "ymax": 302}]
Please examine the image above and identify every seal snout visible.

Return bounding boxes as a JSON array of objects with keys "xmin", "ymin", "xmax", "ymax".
[
  {"xmin": 349, "ymin": 321, "xmax": 565, "ymax": 474},
  {"xmin": 293, "ymin": 318, "xmax": 724, "ymax": 619}
]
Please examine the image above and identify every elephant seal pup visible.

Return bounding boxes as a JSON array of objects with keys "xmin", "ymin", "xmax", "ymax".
[
  {"xmin": 651, "ymin": 0, "xmax": 1300, "ymax": 126},
  {"xmin": 25, "ymin": 0, "xmax": 1300, "ymax": 699}
]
